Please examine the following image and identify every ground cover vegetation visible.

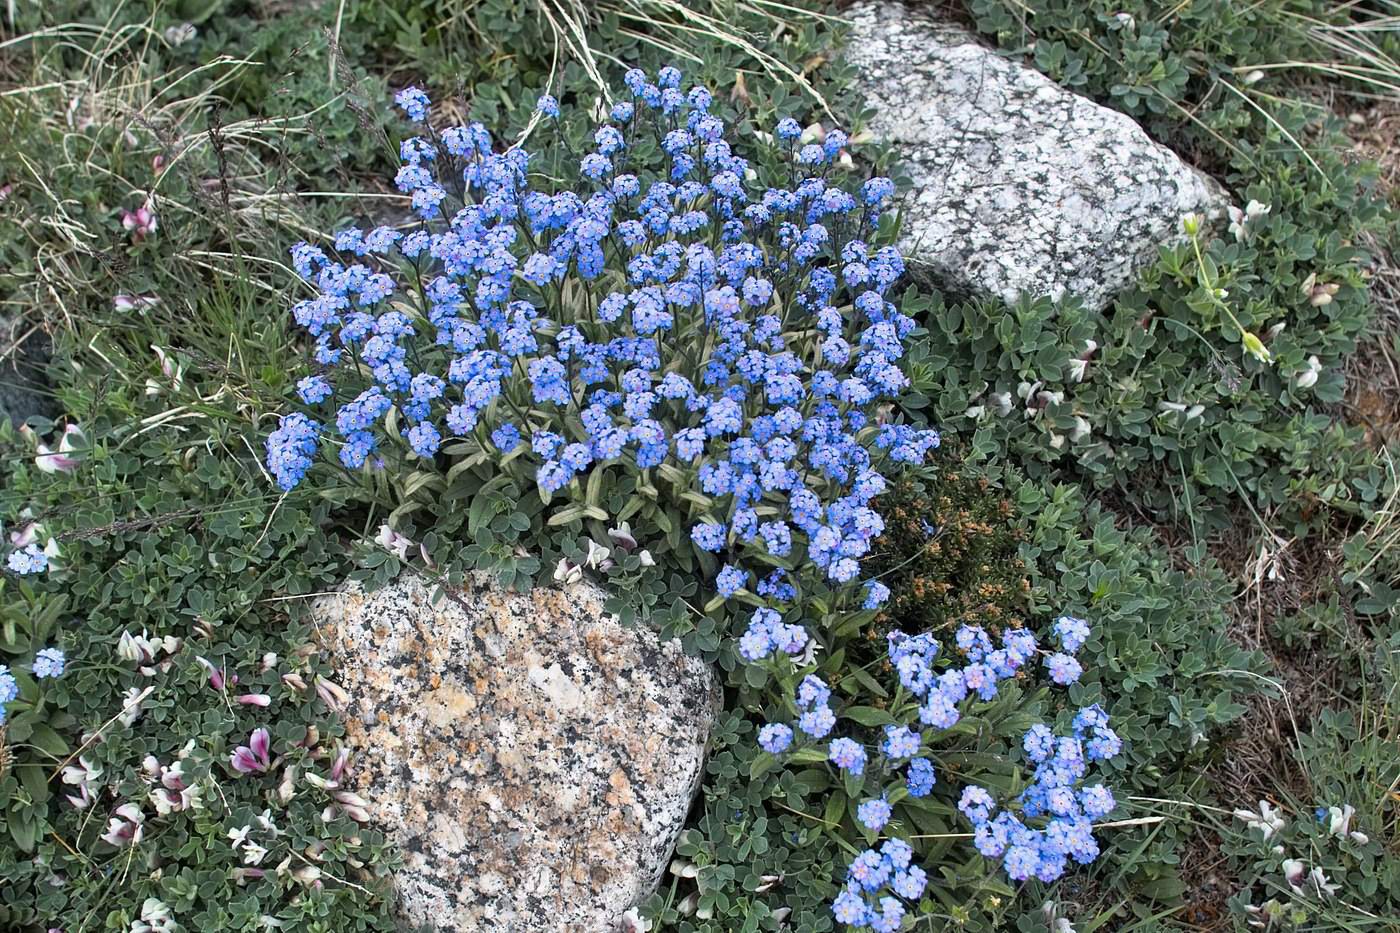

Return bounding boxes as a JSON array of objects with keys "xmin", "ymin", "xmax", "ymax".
[{"xmin": 0, "ymin": 1, "xmax": 1395, "ymax": 931}]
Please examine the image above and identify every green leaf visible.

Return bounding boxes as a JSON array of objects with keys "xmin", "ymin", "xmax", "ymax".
[{"xmin": 841, "ymin": 705, "xmax": 895, "ymax": 727}]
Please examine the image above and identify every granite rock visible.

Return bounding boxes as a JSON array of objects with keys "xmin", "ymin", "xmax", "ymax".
[
  {"xmin": 846, "ymin": 1, "xmax": 1228, "ymax": 310},
  {"xmin": 0, "ymin": 314, "xmax": 54, "ymax": 426},
  {"xmin": 314, "ymin": 573, "xmax": 719, "ymax": 932}
]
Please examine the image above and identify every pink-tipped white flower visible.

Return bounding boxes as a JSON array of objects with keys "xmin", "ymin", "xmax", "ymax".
[
  {"xmin": 196, "ymin": 655, "xmax": 229, "ymax": 690},
  {"xmin": 1282, "ymin": 858, "xmax": 1306, "ymax": 890},
  {"xmin": 331, "ymin": 789, "xmax": 371, "ymax": 823},
  {"xmin": 121, "ymin": 197, "xmax": 158, "ymax": 241},
  {"xmin": 114, "ymin": 294, "xmax": 161, "ymax": 312},
  {"xmin": 100, "ymin": 802, "xmax": 145, "ymax": 847},
  {"xmin": 149, "ymin": 761, "xmax": 201, "ymax": 815},
  {"xmin": 237, "ymin": 693, "xmax": 272, "ymax": 707},
  {"xmin": 34, "ymin": 424, "xmax": 84, "ymax": 474},
  {"xmin": 61, "ymin": 756, "xmax": 102, "ymax": 810},
  {"xmin": 146, "ymin": 345, "xmax": 184, "ymax": 395},
  {"xmin": 9, "ymin": 522, "xmax": 38, "ymax": 548},
  {"xmin": 230, "ymin": 727, "xmax": 272, "ymax": 775},
  {"xmin": 553, "ymin": 557, "xmax": 583, "ymax": 586},
  {"xmin": 607, "ymin": 522, "xmax": 638, "ymax": 552},
  {"xmin": 375, "ymin": 524, "xmax": 412, "ymax": 561},
  {"xmin": 330, "ymin": 746, "xmax": 350, "ymax": 782}
]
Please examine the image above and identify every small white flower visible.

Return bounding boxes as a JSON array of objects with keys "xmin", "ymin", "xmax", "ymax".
[
  {"xmin": 584, "ymin": 538, "xmax": 612, "ymax": 569},
  {"xmin": 375, "ymin": 524, "xmax": 412, "ymax": 561},
  {"xmin": 256, "ymin": 808, "xmax": 280, "ymax": 834},
  {"xmin": 619, "ymin": 907, "xmax": 652, "ymax": 932},
  {"xmin": 118, "ymin": 629, "xmax": 154, "ymax": 664},
  {"xmin": 163, "ymin": 22, "xmax": 197, "ymax": 46},
  {"xmin": 553, "ymin": 557, "xmax": 583, "ymax": 586},
  {"xmin": 1234, "ymin": 800, "xmax": 1286, "ymax": 840},
  {"xmin": 1294, "ymin": 355, "xmax": 1321, "ymax": 391},
  {"xmin": 1228, "ymin": 205, "xmax": 1247, "ymax": 241},
  {"xmin": 228, "ymin": 825, "xmax": 252, "ymax": 849},
  {"xmin": 63, "ymin": 755, "xmax": 103, "ymax": 787},
  {"xmin": 1070, "ymin": 416, "xmax": 1092, "ymax": 443},
  {"xmin": 243, "ymin": 842, "xmax": 269, "ymax": 866},
  {"xmin": 1308, "ymin": 866, "xmax": 1339, "ymax": 898},
  {"xmin": 119, "ymin": 686, "xmax": 147, "ymax": 726},
  {"xmin": 130, "ymin": 895, "xmax": 176, "ymax": 933}
]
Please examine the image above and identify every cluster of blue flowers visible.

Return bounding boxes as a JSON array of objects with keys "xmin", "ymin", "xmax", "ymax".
[
  {"xmin": 267, "ymin": 65, "xmax": 939, "ymax": 628},
  {"xmin": 6, "ymin": 543, "xmax": 47, "ymax": 575},
  {"xmin": 32, "ymin": 647, "xmax": 66, "ymax": 679},
  {"xmin": 0, "ymin": 664, "xmax": 17, "ymax": 724},
  {"xmin": 958, "ymin": 705, "xmax": 1121, "ymax": 882},
  {"xmin": 831, "ymin": 838, "xmax": 927, "ymax": 931},
  {"xmin": 760, "ymin": 615, "xmax": 1116, "ymax": 928},
  {"xmin": 0, "ymin": 649, "xmax": 65, "ymax": 724}
]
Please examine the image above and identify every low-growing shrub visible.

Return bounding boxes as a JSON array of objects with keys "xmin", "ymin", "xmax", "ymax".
[{"xmin": 865, "ymin": 464, "xmax": 1031, "ymax": 640}]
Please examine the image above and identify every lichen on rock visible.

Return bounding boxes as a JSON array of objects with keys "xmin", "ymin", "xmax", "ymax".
[
  {"xmin": 314, "ymin": 572, "xmax": 719, "ymax": 932},
  {"xmin": 846, "ymin": 0, "xmax": 1229, "ymax": 311}
]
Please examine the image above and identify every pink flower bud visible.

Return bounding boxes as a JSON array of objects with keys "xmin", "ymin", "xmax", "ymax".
[
  {"xmin": 230, "ymin": 727, "xmax": 272, "ymax": 774},
  {"xmin": 330, "ymin": 747, "xmax": 349, "ymax": 782},
  {"xmin": 196, "ymin": 656, "xmax": 225, "ymax": 691}
]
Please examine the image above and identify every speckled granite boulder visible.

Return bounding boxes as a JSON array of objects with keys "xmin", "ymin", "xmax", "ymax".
[
  {"xmin": 846, "ymin": 1, "xmax": 1228, "ymax": 310},
  {"xmin": 314, "ymin": 573, "xmax": 719, "ymax": 933}
]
